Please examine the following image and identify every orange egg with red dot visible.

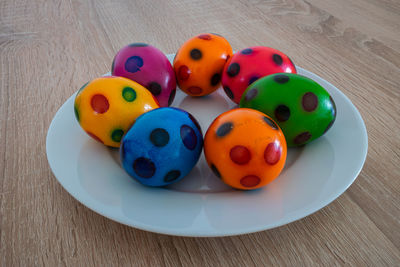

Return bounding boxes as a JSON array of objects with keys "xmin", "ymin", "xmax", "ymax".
[
  {"xmin": 204, "ymin": 108, "xmax": 287, "ymax": 190},
  {"xmin": 173, "ymin": 33, "xmax": 233, "ymax": 96}
]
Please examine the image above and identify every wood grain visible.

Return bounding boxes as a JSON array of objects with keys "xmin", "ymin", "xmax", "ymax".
[{"xmin": 1, "ymin": 0, "xmax": 399, "ymax": 265}]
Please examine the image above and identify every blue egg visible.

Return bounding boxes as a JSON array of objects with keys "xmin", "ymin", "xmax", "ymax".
[{"xmin": 120, "ymin": 107, "xmax": 203, "ymax": 186}]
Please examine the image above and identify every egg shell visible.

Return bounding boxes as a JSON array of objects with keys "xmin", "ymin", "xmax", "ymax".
[
  {"xmin": 173, "ymin": 33, "xmax": 233, "ymax": 96},
  {"xmin": 204, "ymin": 108, "xmax": 287, "ymax": 190},
  {"xmin": 112, "ymin": 43, "xmax": 176, "ymax": 107},
  {"xmin": 239, "ymin": 73, "xmax": 336, "ymax": 147},
  {"xmin": 74, "ymin": 76, "xmax": 160, "ymax": 147},
  {"xmin": 120, "ymin": 107, "xmax": 203, "ymax": 187}
]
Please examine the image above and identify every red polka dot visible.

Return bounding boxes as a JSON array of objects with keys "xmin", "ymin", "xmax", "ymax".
[
  {"xmin": 188, "ymin": 86, "xmax": 202, "ymax": 95},
  {"xmin": 230, "ymin": 145, "xmax": 251, "ymax": 165},
  {"xmin": 178, "ymin": 65, "xmax": 190, "ymax": 81},
  {"xmin": 91, "ymin": 94, "xmax": 109, "ymax": 114},
  {"xmin": 198, "ymin": 34, "xmax": 212, "ymax": 40},
  {"xmin": 264, "ymin": 142, "xmax": 281, "ymax": 165},
  {"xmin": 86, "ymin": 131, "xmax": 103, "ymax": 144},
  {"xmin": 240, "ymin": 175, "xmax": 261, "ymax": 188}
]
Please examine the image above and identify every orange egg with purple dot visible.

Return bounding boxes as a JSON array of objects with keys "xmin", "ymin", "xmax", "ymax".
[
  {"xmin": 74, "ymin": 76, "xmax": 160, "ymax": 147},
  {"xmin": 204, "ymin": 108, "xmax": 287, "ymax": 190},
  {"xmin": 173, "ymin": 33, "xmax": 233, "ymax": 96}
]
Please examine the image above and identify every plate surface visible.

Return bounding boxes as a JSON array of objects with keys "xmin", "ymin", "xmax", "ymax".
[{"xmin": 46, "ymin": 54, "xmax": 368, "ymax": 237}]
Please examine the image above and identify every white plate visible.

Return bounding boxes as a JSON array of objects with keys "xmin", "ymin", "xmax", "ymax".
[{"xmin": 46, "ymin": 54, "xmax": 368, "ymax": 237}]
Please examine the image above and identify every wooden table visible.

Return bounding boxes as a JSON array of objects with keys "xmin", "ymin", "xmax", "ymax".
[{"xmin": 1, "ymin": 0, "xmax": 399, "ymax": 265}]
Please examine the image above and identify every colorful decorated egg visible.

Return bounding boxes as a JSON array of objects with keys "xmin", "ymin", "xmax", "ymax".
[
  {"xmin": 111, "ymin": 43, "xmax": 176, "ymax": 107},
  {"xmin": 173, "ymin": 33, "xmax": 233, "ymax": 96},
  {"xmin": 240, "ymin": 73, "xmax": 336, "ymax": 147},
  {"xmin": 120, "ymin": 107, "xmax": 203, "ymax": 187},
  {"xmin": 204, "ymin": 108, "xmax": 287, "ymax": 190},
  {"xmin": 221, "ymin": 46, "xmax": 296, "ymax": 104},
  {"xmin": 74, "ymin": 76, "xmax": 160, "ymax": 147}
]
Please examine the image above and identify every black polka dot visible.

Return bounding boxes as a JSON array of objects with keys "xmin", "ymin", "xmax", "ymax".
[
  {"xmin": 148, "ymin": 82, "xmax": 162, "ymax": 96},
  {"xmin": 150, "ymin": 128, "xmax": 169, "ymax": 147},
  {"xmin": 245, "ymin": 88, "xmax": 258, "ymax": 101},
  {"xmin": 248, "ymin": 76, "xmax": 260, "ymax": 85},
  {"xmin": 133, "ymin": 157, "xmax": 156, "ymax": 178},
  {"xmin": 164, "ymin": 170, "xmax": 181, "ymax": 183},
  {"xmin": 129, "ymin": 43, "xmax": 148, "ymax": 47},
  {"xmin": 241, "ymin": 48, "xmax": 253, "ymax": 55},
  {"xmin": 274, "ymin": 74, "xmax": 290, "ymax": 84},
  {"xmin": 302, "ymin": 92, "xmax": 318, "ymax": 112},
  {"xmin": 263, "ymin": 116, "xmax": 278, "ymax": 130},
  {"xmin": 210, "ymin": 164, "xmax": 221, "ymax": 179},
  {"xmin": 274, "ymin": 105, "xmax": 290, "ymax": 122},
  {"xmin": 210, "ymin": 73, "xmax": 221, "ymax": 86},
  {"xmin": 125, "ymin": 56, "xmax": 143, "ymax": 73},
  {"xmin": 190, "ymin": 49, "xmax": 202, "ymax": 60},
  {"xmin": 188, "ymin": 113, "xmax": 202, "ymax": 135},
  {"xmin": 227, "ymin": 63, "xmax": 240, "ymax": 77},
  {"xmin": 273, "ymin": 54, "xmax": 283, "ymax": 65},
  {"xmin": 223, "ymin": 86, "xmax": 234, "ymax": 100},
  {"xmin": 180, "ymin": 125, "xmax": 197, "ymax": 150},
  {"xmin": 216, "ymin": 122, "xmax": 233, "ymax": 137},
  {"xmin": 168, "ymin": 89, "xmax": 176, "ymax": 106},
  {"xmin": 294, "ymin": 132, "xmax": 312, "ymax": 145}
]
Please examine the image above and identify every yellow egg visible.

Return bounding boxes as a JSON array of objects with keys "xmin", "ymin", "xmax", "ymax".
[{"xmin": 74, "ymin": 76, "xmax": 160, "ymax": 147}]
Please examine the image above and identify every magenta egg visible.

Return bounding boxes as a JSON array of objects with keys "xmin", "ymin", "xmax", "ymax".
[{"xmin": 112, "ymin": 43, "xmax": 176, "ymax": 107}]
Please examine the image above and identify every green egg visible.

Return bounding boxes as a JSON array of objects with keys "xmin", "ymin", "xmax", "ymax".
[{"xmin": 239, "ymin": 73, "xmax": 336, "ymax": 147}]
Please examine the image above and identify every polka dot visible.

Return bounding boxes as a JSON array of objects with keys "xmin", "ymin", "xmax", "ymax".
[
  {"xmin": 91, "ymin": 94, "xmax": 109, "ymax": 114},
  {"xmin": 240, "ymin": 175, "xmax": 261, "ymax": 188},
  {"xmin": 248, "ymin": 76, "xmax": 260, "ymax": 85},
  {"xmin": 198, "ymin": 34, "xmax": 212, "ymax": 40},
  {"xmin": 223, "ymin": 86, "xmax": 234, "ymax": 100},
  {"xmin": 241, "ymin": 48, "xmax": 253, "ymax": 55},
  {"xmin": 86, "ymin": 131, "xmax": 103, "ymax": 144},
  {"xmin": 122, "ymin": 87, "xmax": 136, "ymax": 102},
  {"xmin": 148, "ymin": 82, "xmax": 162, "ymax": 96},
  {"xmin": 245, "ymin": 88, "xmax": 258, "ymax": 101},
  {"xmin": 111, "ymin": 129, "xmax": 124, "ymax": 142},
  {"xmin": 263, "ymin": 116, "xmax": 278, "ymax": 130},
  {"xmin": 133, "ymin": 157, "xmax": 156, "ymax": 178},
  {"xmin": 211, "ymin": 73, "xmax": 221, "ymax": 86},
  {"xmin": 294, "ymin": 132, "xmax": 312, "ymax": 145},
  {"xmin": 274, "ymin": 74, "xmax": 289, "ymax": 84},
  {"xmin": 216, "ymin": 122, "xmax": 233, "ymax": 137},
  {"xmin": 77, "ymin": 82, "xmax": 89, "ymax": 94},
  {"xmin": 274, "ymin": 105, "xmax": 290, "ymax": 122},
  {"xmin": 302, "ymin": 92, "xmax": 318, "ymax": 112},
  {"xmin": 125, "ymin": 56, "xmax": 143, "ymax": 73},
  {"xmin": 129, "ymin": 43, "xmax": 148, "ymax": 47},
  {"xmin": 150, "ymin": 128, "xmax": 169, "ymax": 147},
  {"xmin": 168, "ymin": 89, "xmax": 176, "ymax": 106},
  {"xmin": 178, "ymin": 65, "xmax": 190, "ymax": 81},
  {"xmin": 188, "ymin": 86, "xmax": 203, "ymax": 95},
  {"xmin": 264, "ymin": 142, "xmax": 281, "ymax": 165},
  {"xmin": 74, "ymin": 105, "xmax": 80, "ymax": 122},
  {"xmin": 190, "ymin": 49, "xmax": 202, "ymax": 60},
  {"xmin": 188, "ymin": 113, "xmax": 202, "ymax": 134},
  {"xmin": 227, "ymin": 63, "xmax": 240, "ymax": 77},
  {"xmin": 180, "ymin": 125, "xmax": 197, "ymax": 150},
  {"xmin": 230, "ymin": 145, "xmax": 251, "ymax": 165},
  {"xmin": 210, "ymin": 164, "xmax": 221, "ymax": 179},
  {"xmin": 273, "ymin": 54, "xmax": 283, "ymax": 65},
  {"xmin": 164, "ymin": 170, "xmax": 181, "ymax": 182}
]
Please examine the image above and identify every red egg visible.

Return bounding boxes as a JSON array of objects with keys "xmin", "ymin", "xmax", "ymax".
[{"xmin": 221, "ymin": 46, "xmax": 297, "ymax": 104}]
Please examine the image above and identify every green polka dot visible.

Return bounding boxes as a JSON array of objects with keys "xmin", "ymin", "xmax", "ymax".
[
  {"xmin": 77, "ymin": 82, "xmax": 89, "ymax": 95},
  {"xmin": 122, "ymin": 87, "xmax": 136, "ymax": 102},
  {"xmin": 74, "ymin": 105, "xmax": 80, "ymax": 122},
  {"xmin": 111, "ymin": 129, "xmax": 124, "ymax": 142}
]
